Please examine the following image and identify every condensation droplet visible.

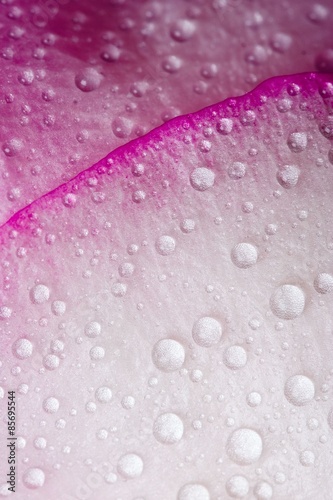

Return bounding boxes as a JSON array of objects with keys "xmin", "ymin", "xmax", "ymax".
[
  {"xmin": 89, "ymin": 346, "xmax": 105, "ymax": 360},
  {"xmin": 180, "ymin": 218, "xmax": 196, "ymax": 233},
  {"xmin": 43, "ymin": 397, "xmax": 60, "ymax": 414},
  {"xmin": 270, "ymin": 33, "xmax": 292, "ymax": 53},
  {"xmin": 84, "ymin": 321, "xmax": 101, "ymax": 338},
  {"xmin": 22, "ymin": 468, "xmax": 45, "ymax": 489},
  {"xmin": 226, "ymin": 428, "xmax": 263, "ymax": 465},
  {"xmin": 117, "ymin": 453, "xmax": 143, "ymax": 479},
  {"xmin": 190, "ymin": 167, "xmax": 215, "ymax": 191},
  {"xmin": 95, "ymin": 386, "xmax": 112, "ymax": 403},
  {"xmin": 111, "ymin": 282, "xmax": 127, "ymax": 297},
  {"xmin": 192, "ymin": 317, "xmax": 222, "ymax": 347},
  {"xmin": 247, "ymin": 392, "xmax": 262, "ymax": 407},
  {"xmin": 254, "ymin": 481, "xmax": 273, "ymax": 499},
  {"xmin": 155, "ymin": 235, "xmax": 176, "ymax": 256},
  {"xmin": 121, "ymin": 395, "xmax": 135, "ymax": 409},
  {"xmin": 216, "ymin": 118, "xmax": 233, "ymax": 135},
  {"xmin": 51, "ymin": 300, "xmax": 66, "ymax": 316},
  {"xmin": 226, "ymin": 475, "xmax": 249, "ymax": 498},
  {"xmin": 170, "ymin": 20, "xmax": 196, "ymax": 42},
  {"xmin": 152, "ymin": 339, "xmax": 185, "ymax": 372},
  {"xmin": 162, "ymin": 55, "xmax": 183, "ymax": 73},
  {"xmin": 43, "ymin": 354, "xmax": 60, "ymax": 370},
  {"xmin": 12, "ymin": 338, "xmax": 33, "ymax": 359},
  {"xmin": 30, "ymin": 284, "xmax": 50, "ymax": 304},
  {"xmin": 153, "ymin": 412, "xmax": 184, "ymax": 444},
  {"xmin": 287, "ymin": 132, "xmax": 307, "ymax": 153},
  {"xmin": 231, "ymin": 243, "xmax": 258, "ymax": 268},
  {"xmin": 277, "ymin": 165, "xmax": 300, "ymax": 189},
  {"xmin": 228, "ymin": 162, "xmax": 246, "ymax": 180},
  {"xmin": 224, "ymin": 346, "xmax": 247, "ymax": 370},
  {"xmin": 270, "ymin": 284, "xmax": 305, "ymax": 319},
  {"xmin": 62, "ymin": 193, "xmax": 77, "ymax": 207},
  {"xmin": 284, "ymin": 375, "xmax": 315, "ymax": 406},
  {"xmin": 314, "ymin": 273, "xmax": 333, "ymax": 294},
  {"xmin": 299, "ymin": 450, "xmax": 315, "ymax": 466},
  {"xmin": 75, "ymin": 68, "xmax": 102, "ymax": 92},
  {"xmin": 177, "ymin": 483, "xmax": 210, "ymax": 500}
]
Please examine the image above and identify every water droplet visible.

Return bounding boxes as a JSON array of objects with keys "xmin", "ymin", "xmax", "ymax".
[
  {"xmin": 117, "ymin": 453, "xmax": 143, "ymax": 479},
  {"xmin": 224, "ymin": 346, "xmax": 247, "ymax": 370},
  {"xmin": 216, "ymin": 118, "xmax": 233, "ymax": 135},
  {"xmin": 12, "ymin": 338, "xmax": 33, "ymax": 359},
  {"xmin": 22, "ymin": 468, "xmax": 45, "ymax": 489},
  {"xmin": 276, "ymin": 98, "xmax": 292, "ymax": 113},
  {"xmin": 62, "ymin": 193, "xmax": 77, "ymax": 207},
  {"xmin": 226, "ymin": 428, "xmax": 263, "ymax": 465},
  {"xmin": 245, "ymin": 45, "xmax": 267, "ymax": 64},
  {"xmin": 270, "ymin": 33, "xmax": 292, "ymax": 53},
  {"xmin": 75, "ymin": 68, "xmax": 102, "ymax": 92},
  {"xmin": 299, "ymin": 450, "xmax": 315, "ymax": 466},
  {"xmin": 226, "ymin": 475, "xmax": 249, "ymax": 498},
  {"xmin": 30, "ymin": 284, "xmax": 50, "ymax": 304},
  {"xmin": 18, "ymin": 69, "xmax": 34, "ymax": 85},
  {"xmin": 314, "ymin": 273, "xmax": 333, "ymax": 294},
  {"xmin": 162, "ymin": 55, "xmax": 183, "ymax": 73},
  {"xmin": 100, "ymin": 44, "xmax": 120, "ymax": 62},
  {"xmin": 287, "ymin": 132, "xmax": 307, "ymax": 153},
  {"xmin": 319, "ymin": 120, "xmax": 333, "ymax": 139},
  {"xmin": 2, "ymin": 137, "xmax": 24, "ymax": 157},
  {"xmin": 199, "ymin": 139, "xmax": 212, "ymax": 152},
  {"xmin": 118, "ymin": 262, "xmax": 135, "ymax": 277},
  {"xmin": 190, "ymin": 167, "xmax": 215, "ymax": 191},
  {"xmin": 153, "ymin": 412, "xmax": 184, "ymax": 444},
  {"xmin": 247, "ymin": 392, "xmax": 262, "ymax": 407},
  {"xmin": 177, "ymin": 483, "xmax": 210, "ymax": 500},
  {"xmin": 152, "ymin": 339, "xmax": 185, "ymax": 372},
  {"xmin": 180, "ymin": 218, "xmax": 196, "ymax": 233},
  {"xmin": 85, "ymin": 402, "xmax": 96, "ymax": 413},
  {"xmin": 228, "ymin": 162, "xmax": 246, "ymax": 180},
  {"xmin": 284, "ymin": 375, "xmax": 315, "ymax": 406},
  {"xmin": 315, "ymin": 48, "xmax": 333, "ymax": 72},
  {"xmin": 155, "ymin": 235, "xmax": 176, "ymax": 256},
  {"xmin": 132, "ymin": 163, "xmax": 145, "ymax": 176},
  {"xmin": 201, "ymin": 62, "xmax": 218, "ymax": 79},
  {"xmin": 242, "ymin": 202, "xmax": 254, "ymax": 214},
  {"xmin": 95, "ymin": 386, "xmax": 112, "ymax": 403},
  {"xmin": 85, "ymin": 321, "xmax": 101, "ymax": 338},
  {"xmin": 89, "ymin": 346, "xmax": 105, "ymax": 360},
  {"xmin": 170, "ymin": 20, "xmax": 196, "ymax": 42},
  {"xmin": 112, "ymin": 116, "xmax": 133, "ymax": 138},
  {"xmin": 265, "ymin": 224, "xmax": 278, "ymax": 236},
  {"xmin": 231, "ymin": 243, "xmax": 257, "ymax": 268},
  {"xmin": 34, "ymin": 437, "xmax": 47, "ymax": 450},
  {"xmin": 132, "ymin": 190, "xmax": 146, "ymax": 203},
  {"xmin": 0, "ymin": 306, "xmax": 12, "ymax": 320},
  {"xmin": 43, "ymin": 354, "xmax": 60, "ymax": 370},
  {"xmin": 270, "ymin": 284, "xmax": 305, "ymax": 319},
  {"xmin": 240, "ymin": 110, "xmax": 256, "ymax": 126},
  {"xmin": 192, "ymin": 316, "xmax": 222, "ymax": 347},
  {"xmin": 307, "ymin": 4, "xmax": 329, "ymax": 23},
  {"xmin": 254, "ymin": 481, "xmax": 273, "ymax": 499},
  {"xmin": 51, "ymin": 300, "xmax": 66, "ymax": 316},
  {"xmin": 277, "ymin": 165, "xmax": 300, "ymax": 189},
  {"xmin": 43, "ymin": 397, "xmax": 60, "ymax": 413},
  {"xmin": 121, "ymin": 395, "xmax": 135, "ymax": 409},
  {"xmin": 111, "ymin": 282, "xmax": 127, "ymax": 297}
]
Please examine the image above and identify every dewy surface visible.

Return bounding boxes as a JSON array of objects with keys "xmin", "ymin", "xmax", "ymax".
[
  {"xmin": 0, "ymin": 72, "xmax": 332, "ymax": 499},
  {"xmin": 0, "ymin": 0, "xmax": 333, "ymax": 223}
]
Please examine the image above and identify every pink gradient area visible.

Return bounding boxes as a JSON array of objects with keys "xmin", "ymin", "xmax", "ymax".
[
  {"xmin": 0, "ymin": 72, "xmax": 332, "ymax": 498},
  {"xmin": 1, "ymin": 0, "xmax": 333, "ymax": 224}
]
